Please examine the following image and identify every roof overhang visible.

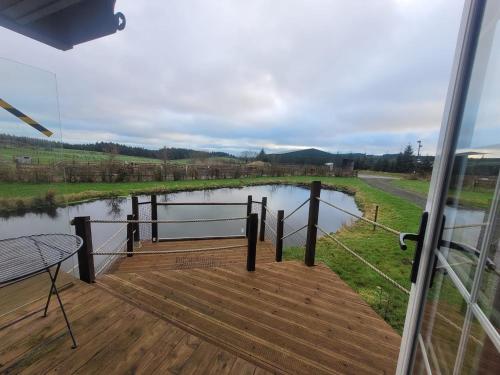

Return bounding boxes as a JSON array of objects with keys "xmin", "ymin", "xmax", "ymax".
[{"xmin": 0, "ymin": 0, "xmax": 125, "ymax": 50}]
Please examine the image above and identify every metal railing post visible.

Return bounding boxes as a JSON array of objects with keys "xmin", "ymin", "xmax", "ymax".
[
  {"xmin": 246, "ymin": 195, "xmax": 252, "ymax": 237},
  {"xmin": 127, "ymin": 214, "xmax": 134, "ymax": 257},
  {"xmin": 131, "ymin": 196, "xmax": 140, "ymax": 241},
  {"xmin": 259, "ymin": 196, "xmax": 267, "ymax": 241},
  {"xmin": 247, "ymin": 213, "xmax": 258, "ymax": 271},
  {"xmin": 305, "ymin": 181, "xmax": 321, "ymax": 266},
  {"xmin": 72, "ymin": 216, "xmax": 95, "ymax": 283},
  {"xmin": 151, "ymin": 194, "xmax": 158, "ymax": 242},
  {"xmin": 276, "ymin": 210, "xmax": 284, "ymax": 262}
]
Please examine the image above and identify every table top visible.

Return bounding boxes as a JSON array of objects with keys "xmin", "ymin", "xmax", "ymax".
[{"xmin": 0, "ymin": 234, "xmax": 83, "ymax": 284}]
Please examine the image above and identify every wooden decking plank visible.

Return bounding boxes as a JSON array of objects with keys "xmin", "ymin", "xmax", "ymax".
[
  {"xmin": 175, "ymin": 340, "xmax": 220, "ymax": 375},
  {"xmin": 100, "ymin": 274, "xmax": 342, "ymax": 375},
  {"xmin": 166, "ymin": 268, "xmax": 400, "ymax": 357},
  {"xmin": 71, "ymin": 308, "xmax": 152, "ymax": 375},
  {"xmin": 247, "ymin": 265, "xmax": 369, "ymax": 302},
  {"xmin": 190, "ymin": 266, "xmax": 393, "ymax": 330},
  {"xmin": 93, "ymin": 319, "xmax": 169, "ymax": 375},
  {"xmin": 205, "ymin": 350, "xmax": 238, "ymax": 375},
  {"xmin": 0, "ymin": 286, "xmax": 106, "ymax": 368},
  {"xmin": 151, "ymin": 334, "xmax": 202, "ymax": 374},
  {"xmin": 107, "ymin": 273, "xmax": 379, "ymax": 375},
  {"xmin": 132, "ymin": 324, "xmax": 187, "ymax": 374},
  {"xmin": 212, "ymin": 265, "xmax": 399, "ymax": 330},
  {"xmin": 229, "ymin": 357, "xmax": 260, "ymax": 375},
  {"xmin": 141, "ymin": 269, "xmax": 397, "ymax": 370},
  {"xmin": 11, "ymin": 295, "xmax": 131, "ymax": 375},
  {"xmin": 0, "ymin": 281, "xmax": 93, "ymax": 335}
]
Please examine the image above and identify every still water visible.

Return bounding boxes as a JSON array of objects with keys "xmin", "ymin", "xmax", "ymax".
[{"xmin": 0, "ymin": 185, "xmax": 362, "ymax": 274}]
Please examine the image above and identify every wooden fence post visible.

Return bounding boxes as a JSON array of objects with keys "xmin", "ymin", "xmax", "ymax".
[
  {"xmin": 151, "ymin": 194, "xmax": 158, "ymax": 242},
  {"xmin": 305, "ymin": 181, "xmax": 321, "ymax": 267},
  {"xmin": 131, "ymin": 196, "xmax": 140, "ymax": 241},
  {"xmin": 247, "ymin": 213, "xmax": 258, "ymax": 271},
  {"xmin": 246, "ymin": 195, "xmax": 252, "ymax": 237},
  {"xmin": 259, "ymin": 196, "xmax": 267, "ymax": 241},
  {"xmin": 127, "ymin": 214, "xmax": 134, "ymax": 257},
  {"xmin": 72, "ymin": 216, "xmax": 95, "ymax": 283},
  {"xmin": 276, "ymin": 210, "xmax": 284, "ymax": 262},
  {"xmin": 373, "ymin": 205, "xmax": 379, "ymax": 231}
]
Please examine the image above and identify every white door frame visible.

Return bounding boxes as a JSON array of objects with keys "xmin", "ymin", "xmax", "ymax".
[{"xmin": 396, "ymin": 1, "xmax": 487, "ymax": 373}]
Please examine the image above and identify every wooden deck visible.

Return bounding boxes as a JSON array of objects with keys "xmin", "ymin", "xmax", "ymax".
[
  {"xmin": 0, "ymin": 239, "xmax": 401, "ymax": 374},
  {"xmin": 112, "ymin": 238, "xmax": 276, "ymax": 273}
]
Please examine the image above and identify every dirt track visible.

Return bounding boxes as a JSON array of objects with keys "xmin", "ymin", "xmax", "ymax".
[{"xmin": 358, "ymin": 174, "xmax": 427, "ymax": 208}]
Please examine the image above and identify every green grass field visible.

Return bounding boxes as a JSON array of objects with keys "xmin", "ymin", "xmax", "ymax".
[
  {"xmin": 392, "ymin": 178, "xmax": 492, "ymax": 208},
  {"xmin": 0, "ymin": 176, "xmax": 421, "ymax": 332},
  {"xmin": 0, "ymin": 144, "xmax": 162, "ymax": 164},
  {"xmin": 0, "ymin": 144, "xmax": 242, "ymax": 167}
]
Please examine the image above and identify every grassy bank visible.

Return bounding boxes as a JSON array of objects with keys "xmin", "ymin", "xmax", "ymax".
[
  {"xmin": 392, "ymin": 178, "xmax": 492, "ymax": 209},
  {"xmin": 282, "ymin": 177, "xmax": 421, "ymax": 333},
  {"xmin": 0, "ymin": 176, "xmax": 421, "ymax": 332}
]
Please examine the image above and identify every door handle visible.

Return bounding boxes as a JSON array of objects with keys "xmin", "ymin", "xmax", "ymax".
[{"xmin": 399, "ymin": 212, "xmax": 429, "ymax": 283}]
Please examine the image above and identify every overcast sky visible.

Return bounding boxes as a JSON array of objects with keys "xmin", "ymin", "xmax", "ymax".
[{"xmin": 0, "ymin": 0, "xmax": 465, "ymax": 155}]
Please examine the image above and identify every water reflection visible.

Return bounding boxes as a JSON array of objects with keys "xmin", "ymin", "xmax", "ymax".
[{"xmin": 105, "ymin": 197, "xmax": 126, "ymax": 218}]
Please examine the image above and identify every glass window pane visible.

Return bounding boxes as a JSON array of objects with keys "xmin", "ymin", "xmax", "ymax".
[
  {"xmin": 420, "ymin": 270, "xmax": 467, "ymax": 373},
  {"xmin": 461, "ymin": 316, "xmax": 500, "ymax": 374},
  {"xmin": 438, "ymin": 0, "xmax": 500, "ymax": 291}
]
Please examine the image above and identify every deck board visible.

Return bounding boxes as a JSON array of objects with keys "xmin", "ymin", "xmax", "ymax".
[
  {"xmin": 101, "ymin": 240, "xmax": 401, "ymax": 375},
  {"xmin": 0, "ymin": 238, "xmax": 400, "ymax": 374},
  {"xmin": 0, "ymin": 281, "xmax": 269, "ymax": 374}
]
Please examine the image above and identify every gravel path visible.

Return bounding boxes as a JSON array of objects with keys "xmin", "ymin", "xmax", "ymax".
[{"xmin": 359, "ymin": 174, "xmax": 427, "ymax": 208}]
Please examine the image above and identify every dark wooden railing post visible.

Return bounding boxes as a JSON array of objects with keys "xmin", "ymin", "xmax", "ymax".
[
  {"xmin": 127, "ymin": 214, "xmax": 134, "ymax": 257},
  {"xmin": 305, "ymin": 181, "xmax": 321, "ymax": 267},
  {"xmin": 373, "ymin": 205, "xmax": 379, "ymax": 231},
  {"xmin": 131, "ymin": 196, "xmax": 140, "ymax": 241},
  {"xmin": 246, "ymin": 195, "xmax": 252, "ymax": 237},
  {"xmin": 151, "ymin": 194, "xmax": 158, "ymax": 242},
  {"xmin": 259, "ymin": 196, "xmax": 267, "ymax": 241},
  {"xmin": 276, "ymin": 210, "xmax": 284, "ymax": 262},
  {"xmin": 72, "ymin": 216, "xmax": 95, "ymax": 283},
  {"xmin": 247, "ymin": 213, "xmax": 258, "ymax": 271}
]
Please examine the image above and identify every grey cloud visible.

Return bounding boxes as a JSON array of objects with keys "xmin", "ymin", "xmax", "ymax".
[{"xmin": 0, "ymin": 0, "xmax": 464, "ymax": 154}]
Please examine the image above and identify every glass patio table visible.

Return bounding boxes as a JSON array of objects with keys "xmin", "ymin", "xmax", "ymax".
[{"xmin": 0, "ymin": 234, "xmax": 83, "ymax": 348}]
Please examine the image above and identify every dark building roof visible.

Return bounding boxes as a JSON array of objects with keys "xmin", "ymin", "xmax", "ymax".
[{"xmin": 0, "ymin": 0, "xmax": 125, "ymax": 50}]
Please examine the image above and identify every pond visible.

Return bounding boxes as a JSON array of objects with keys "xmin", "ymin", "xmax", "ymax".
[{"xmin": 0, "ymin": 184, "xmax": 361, "ymax": 275}]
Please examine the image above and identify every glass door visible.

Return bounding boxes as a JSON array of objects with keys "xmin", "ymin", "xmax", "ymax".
[{"xmin": 398, "ymin": 0, "xmax": 500, "ymax": 373}]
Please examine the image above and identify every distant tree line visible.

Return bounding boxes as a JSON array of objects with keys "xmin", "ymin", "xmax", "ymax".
[
  {"xmin": 0, "ymin": 133, "xmax": 234, "ymax": 161},
  {"xmin": 250, "ymin": 145, "xmax": 434, "ymax": 173},
  {"xmin": 353, "ymin": 145, "xmax": 434, "ymax": 174}
]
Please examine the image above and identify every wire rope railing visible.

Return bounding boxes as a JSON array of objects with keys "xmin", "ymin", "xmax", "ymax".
[
  {"xmin": 317, "ymin": 197, "xmax": 400, "ymax": 236},
  {"xmin": 282, "ymin": 224, "xmax": 308, "ymax": 241},
  {"xmin": 316, "ymin": 225, "xmax": 410, "ymax": 295},
  {"xmin": 88, "ymin": 217, "xmax": 248, "ymax": 224},
  {"xmin": 92, "ymin": 243, "xmax": 246, "ymax": 256},
  {"xmin": 71, "ymin": 194, "xmax": 261, "ymax": 282},
  {"xmin": 281, "ymin": 198, "xmax": 309, "ymax": 222}
]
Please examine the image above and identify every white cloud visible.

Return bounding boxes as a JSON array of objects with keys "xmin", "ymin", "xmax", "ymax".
[{"xmin": 0, "ymin": 0, "xmax": 464, "ymax": 154}]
